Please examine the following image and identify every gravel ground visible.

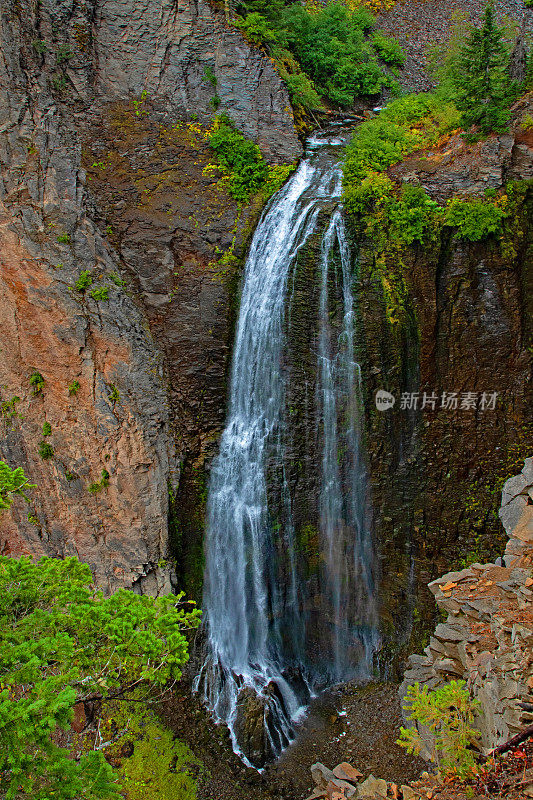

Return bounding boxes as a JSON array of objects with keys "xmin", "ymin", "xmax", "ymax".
[
  {"xmin": 161, "ymin": 680, "xmax": 425, "ymax": 800},
  {"xmin": 377, "ymin": 0, "xmax": 530, "ymax": 93}
]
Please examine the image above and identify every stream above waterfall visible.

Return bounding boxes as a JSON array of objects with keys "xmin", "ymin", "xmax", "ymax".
[{"xmin": 195, "ymin": 127, "xmax": 380, "ymax": 768}]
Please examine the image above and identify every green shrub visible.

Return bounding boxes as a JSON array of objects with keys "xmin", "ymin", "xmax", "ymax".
[
  {"xmin": 0, "ymin": 555, "xmax": 200, "ymax": 800},
  {"xmin": 74, "ymin": 270, "xmax": 93, "ymax": 293},
  {"xmin": 56, "ymin": 45, "xmax": 72, "ymax": 64},
  {"xmin": 109, "ymin": 272, "xmax": 126, "ymax": 288},
  {"xmin": 38, "ymin": 440, "xmax": 54, "ymax": 460},
  {"xmin": 56, "ymin": 232, "xmax": 70, "ymax": 244},
  {"xmin": 208, "ymin": 116, "xmax": 268, "ymax": 202},
  {"xmin": 0, "ymin": 396, "xmax": 21, "ymax": 420},
  {"xmin": 398, "ymin": 680, "xmax": 481, "ymax": 778},
  {"xmin": 344, "ymin": 170, "xmax": 394, "ymax": 215},
  {"xmin": 90, "ymin": 286, "xmax": 109, "ymax": 302},
  {"xmin": 42, "ymin": 421, "xmax": 52, "ymax": 436},
  {"xmin": 371, "ymin": 31, "xmax": 405, "ymax": 66},
  {"xmin": 87, "ymin": 469, "xmax": 110, "ymax": 494},
  {"xmin": 68, "ymin": 380, "xmax": 80, "ymax": 396},
  {"xmin": 32, "ymin": 39, "xmax": 48, "ymax": 53},
  {"xmin": 387, "ymin": 185, "xmax": 441, "ymax": 245},
  {"xmin": 280, "ymin": 2, "xmax": 393, "ymax": 105},
  {"xmin": 234, "ymin": 2, "xmax": 401, "ymax": 109},
  {"xmin": 29, "ymin": 371, "xmax": 45, "ymax": 395},
  {"xmin": 444, "ymin": 196, "xmax": 508, "ymax": 240},
  {"xmin": 262, "ymin": 163, "xmax": 297, "ymax": 200},
  {"xmin": 284, "ymin": 72, "xmax": 323, "ymax": 110},
  {"xmin": 236, "ymin": 11, "xmax": 278, "ymax": 45},
  {"xmin": 0, "ymin": 462, "xmax": 34, "ymax": 511}
]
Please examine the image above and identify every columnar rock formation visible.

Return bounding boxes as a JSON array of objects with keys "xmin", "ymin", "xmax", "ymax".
[{"xmin": 400, "ymin": 458, "xmax": 533, "ymax": 753}]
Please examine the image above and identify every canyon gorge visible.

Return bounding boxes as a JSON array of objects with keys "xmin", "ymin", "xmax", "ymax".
[{"xmin": 0, "ymin": 0, "xmax": 532, "ymax": 797}]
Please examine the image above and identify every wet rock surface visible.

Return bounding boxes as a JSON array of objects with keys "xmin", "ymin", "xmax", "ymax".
[
  {"xmin": 354, "ymin": 96, "xmax": 532, "ymax": 662},
  {"xmin": 162, "ymin": 680, "xmax": 425, "ymax": 800}
]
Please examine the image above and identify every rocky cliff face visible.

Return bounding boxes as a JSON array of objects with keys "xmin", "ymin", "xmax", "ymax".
[
  {"xmin": 399, "ymin": 458, "xmax": 533, "ymax": 753},
  {"xmin": 349, "ymin": 98, "xmax": 533, "ymax": 662},
  {"xmin": 0, "ymin": 0, "xmax": 300, "ymax": 592}
]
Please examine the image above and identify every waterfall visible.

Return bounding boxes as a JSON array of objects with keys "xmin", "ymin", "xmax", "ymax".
[
  {"xmin": 195, "ymin": 131, "xmax": 379, "ymax": 767},
  {"xmin": 317, "ymin": 209, "xmax": 378, "ymax": 682}
]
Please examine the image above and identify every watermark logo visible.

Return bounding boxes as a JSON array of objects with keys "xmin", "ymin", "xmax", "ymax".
[
  {"xmin": 375, "ymin": 390, "xmax": 499, "ymax": 412},
  {"xmin": 375, "ymin": 390, "xmax": 396, "ymax": 411}
]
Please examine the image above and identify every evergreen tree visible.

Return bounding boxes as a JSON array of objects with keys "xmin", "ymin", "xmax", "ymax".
[
  {"xmin": 453, "ymin": 5, "xmax": 513, "ymax": 134},
  {"xmin": 0, "ymin": 552, "xmax": 200, "ymax": 798},
  {"xmin": 0, "ymin": 461, "xmax": 34, "ymax": 510}
]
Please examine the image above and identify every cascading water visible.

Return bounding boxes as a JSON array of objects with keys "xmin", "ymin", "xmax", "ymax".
[{"xmin": 195, "ymin": 130, "xmax": 379, "ymax": 767}]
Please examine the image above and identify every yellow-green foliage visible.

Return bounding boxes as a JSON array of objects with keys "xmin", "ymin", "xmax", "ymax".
[
  {"xmin": 343, "ymin": 93, "xmax": 460, "ymax": 198},
  {"xmin": 444, "ymin": 195, "xmax": 508, "ymax": 241},
  {"xmin": 207, "ymin": 115, "xmax": 295, "ymax": 203},
  {"xmin": 398, "ymin": 680, "xmax": 481, "ymax": 778},
  {"xmin": 121, "ymin": 723, "xmax": 199, "ymax": 800},
  {"xmin": 100, "ymin": 698, "xmax": 202, "ymax": 800}
]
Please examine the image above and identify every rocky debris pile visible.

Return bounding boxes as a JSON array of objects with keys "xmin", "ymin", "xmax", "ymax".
[
  {"xmin": 306, "ymin": 761, "xmax": 419, "ymax": 800},
  {"xmin": 399, "ymin": 458, "xmax": 533, "ymax": 755}
]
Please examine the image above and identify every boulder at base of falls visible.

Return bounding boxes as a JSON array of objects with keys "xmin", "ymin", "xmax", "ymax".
[
  {"xmin": 234, "ymin": 686, "xmax": 273, "ymax": 768},
  {"xmin": 234, "ymin": 681, "xmax": 293, "ymax": 767}
]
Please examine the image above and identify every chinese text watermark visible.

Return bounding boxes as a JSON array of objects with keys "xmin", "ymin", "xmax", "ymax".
[{"xmin": 375, "ymin": 390, "xmax": 498, "ymax": 412}]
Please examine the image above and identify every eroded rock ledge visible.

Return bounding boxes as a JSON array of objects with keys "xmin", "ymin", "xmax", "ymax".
[{"xmin": 399, "ymin": 458, "xmax": 533, "ymax": 753}]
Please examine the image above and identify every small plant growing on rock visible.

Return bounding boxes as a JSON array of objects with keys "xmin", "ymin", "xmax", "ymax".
[
  {"xmin": 29, "ymin": 371, "xmax": 45, "ymax": 395},
  {"xmin": 42, "ymin": 421, "xmax": 52, "ymax": 436},
  {"xmin": 68, "ymin": 380, "xmax": 80, "ymax": 396},
  {"xmin": 32, "ymin": 39, "xmax": 48, "ymax": 54},
  {"xmin": 398, "ymin": 680, "xmax": 481, "ymax": 778},
  {"xmin": 90, "ymin": 286, "xmax": 109, "ymax": 302},
  {"xmin": 109, "ymin": 272, "xmax": 126, "ymax": 288},
  {"xmin": 38, "ymin": 441, "xmax": 54, "ymax": 460},
  {"xmin": 108, "ymin": 383, "xmax": 120, "ymax": 405},
  {"xmin": 87, "ymin": 469, "xmax": 110, "ymax": 494},
  {"xmin": 1, "ymin": 396, "xmax": 22, "ymax": 420},
  {"xmin": 0, "ymin": 462, "xmax": 34, "ymax": 510},
  {"xmin": 56, "ymin": 232, "xmax": 70, "ymax": 244},
  {"xmin": 56, "ymin": 45, "xmax": 72, "ymax": 64},
  {"xmin": 74, "ymin": 270, "xmax": 93, "ymax": 293}
]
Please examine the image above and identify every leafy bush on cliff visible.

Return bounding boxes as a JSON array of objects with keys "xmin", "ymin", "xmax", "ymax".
[
  {"xmin": 208, "ymin": 115, "xmax": 294, "ymax": 202},
  {"xmin": 343, "ymin": 93, "xmax": 460, "ymax": 212},
  {"xmin": 398, "ymin": 680, "xmax": 481, "ymax": 778},
  {"xmin": 235, "ymin": 2, "xmax": 402, "ymax": 109},
  {"xmin": 208, "ymin": 115, "xmax": 268, "ymax": 202},
  {"xmin": 444, "ymin": 195, "xmax": 508, "ymax": 240},
  {"xmin": 0, "ymin": 555, "xmax": 201, "ymax": 799}
]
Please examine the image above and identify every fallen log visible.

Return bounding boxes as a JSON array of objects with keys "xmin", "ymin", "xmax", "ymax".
[{"xmin": 489, "ymin": 724, "xmax": 533, "ymax": 756}]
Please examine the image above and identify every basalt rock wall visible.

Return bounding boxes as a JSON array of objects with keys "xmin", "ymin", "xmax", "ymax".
[
  {"xmin": 352, "ymin": 100, "xmax": 533, "ymax": 663},
  {"xmin": 0, "ymin": 0, "xmax": 300, "ymax": 593}
]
